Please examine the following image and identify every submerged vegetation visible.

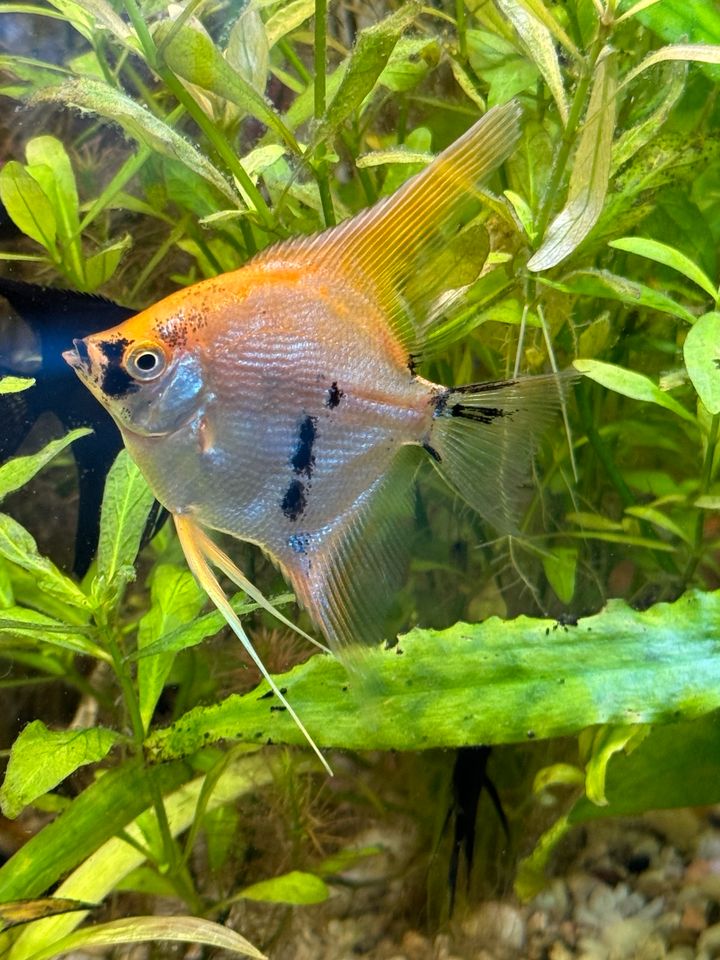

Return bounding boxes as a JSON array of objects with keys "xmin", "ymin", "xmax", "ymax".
[{"xmin": 2, "ymin": 0, "xmax": 720, "ymax": 954}]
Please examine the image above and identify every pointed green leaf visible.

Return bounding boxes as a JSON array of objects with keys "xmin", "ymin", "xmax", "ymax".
[
  {"xmin": 238, "ymin": 870, "xmax": 329, "ymax": 905},
  {"xmin": 226, "ymin": 1, "xmax": 269, "ymax": 93},
  {"xmin": 0, "ymin": 376, "xmax": 35, "ymax": 395},
  {"xmin": 264, "ymin": 0, "xmax": 314, "ymax": 48},
  {"xmin": 609, "ymin": 237, "xmax": 717, "ymax": 299},
  {"xmin": 0, "ymin": 515, "xmax": 90, "ymax": 610},
  {"xmin": 684, "ymin": 311, "xmax": 720, "ymax": 413},
  {"xmin": 582, "ymin": 724, "xmax": 650, "ymax": 806},
  {"xmin": 0, "ymin": 428, "xmax": 91, "ymax": 503},
  {"xmin": 573, "ymin": 359, "xmax": 696, "ymax": 424},
  {"xmin": 0, "ymin": 721, "xmax": 119, "ymax": 818},
  {"xmin": 32, "ymin": 79, "xmax": 239, "ymax": 205},
  {"xmin": 542, "ymin": 546, "xmax": 577, "ymax": 604},
  {"xmin": 137, "ymin": 564, "xmax": 206, "ymax": 732},
  {"xmin": 0, "ymin": 607, "xmax": 106, "ymax": 659},
  {"xmin": 528, "ymin": 47, "xmax": 617, "ymax": 271},
  {"xmin": 95, "ymin": 451, "xmax": 155, "ymax": 600},
  {"xmin": 0, "ymin": 160, "xmax": 57, "ymax": 253},
  {"xmin": 25, "ymin": 135, "xmax": 80, "ymax": 244},
  {"xmin": 82, "ymin": 234, "xmax": 132, "ymax": 290}
]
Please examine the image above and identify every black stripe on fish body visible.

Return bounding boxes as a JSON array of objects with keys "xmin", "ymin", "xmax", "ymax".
[
  {"xmin": 291, "ymin": 415, "xmax": 317, "ymax": 477},
  {"xmin": 281, "ymin": 478, "xmax": 307, "ymax": 521},
  {"xmin": 325, "ymin": 382, "xmax": 344, "ymax": 409},
  {"xmin": 97, "ymin": 338, "xmax": 139, "ymax": 398}
]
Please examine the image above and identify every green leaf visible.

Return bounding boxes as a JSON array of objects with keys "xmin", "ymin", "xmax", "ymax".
[
  {"xmin": 237, "ymin": 870, "xmax": 329, "ymax": 905},
  {"xmin": 25, "ymin": 136, "xmax": 80, "ymax": 250},
  {"xmin": 609, "ymin": 237, "xmax": 717, "ymax": 299},
  {"xmin": 0, "ymin": 160, "xmax": 57, "ymax": 253},
  {"xmin": 0, "ymin": 607, "xmax": 106, "ymax": 659},
  {"xmin": 32, "ymin": 79, "xmax": 239, "ymax": 206},
  {"xmin": 147, "ymin": 589, "xmax": 720, "ymax": 760},
  {"xmin": 0, "ymin": 515, "xmax": 90, "ymax": 610},
  {"xmin": 0, "ymin": 721, "xmax": 119, "ymax": 819},
  {"xmin": 542, "ymin": 269, "xmax": 697, "ymax": 324},
  {"xmin": 581, "ymin": 724, "xmax": 650, "ymax": 806},
  {"xmin": 83, "ymin": 234, "xmax": 132, "ymax": 290},
  {"xmin": 225, "ymin": 1, "xmax": 269, "ymax": 93},
  {"xmin": 467, "ymin": 28, "xmax": 539, "ymax": 106},
  {"xmin": 319, "ymin": 3, "xmax": 419, "ymax": 136},
  {"xmin": 19, "ymin": 915, "xmax": 265, "ymax": 960},
  {"xmin": 156, "ymin": 22, "xmax": 298, "ymax": 152},
  {"xmin": 0, "ymin": 376, "xmax": 35, "ymax": 394},
  {"xmin": 130, "ymin": 592, "xmax": 295, "ymax": 660},
  {"xmin": 495, "ymin": 0, "xmax": 568, "ymax": 123},
  {"xmin": 137, "ymin": 564, "xmax": 206, "ymax": 732},
  {"xmin": 542, "ymin": 547, "xmax": 577, "ymax": 604},
  {"xmin": 684, "ymin": 311, "xmax": 720, "ymax": 413},
  {"xmin": 0, "ymin": 428, "xmax": 91, "ymax": 503},
  {"xmin": 528, "ymin": 47, "xmax": 617, "ymax": 270},
  {"xmin": 95, "ymin": 451, "xmax": 155, "ymax": 601},
  {"xmin": 574, "ymin": 359, "xmax": 696, "ymax": 424},
  {"xmin": 264, "ymin": 0, "xmax": 314, "ymax": 48},
  {"xmin": 376, "ymin": 36, "xmax": 440, "ymax": 93}
]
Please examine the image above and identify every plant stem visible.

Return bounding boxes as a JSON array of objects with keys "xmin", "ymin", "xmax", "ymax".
[
  {"xmin": 684, "ymin": 413, "xmax": 720, "ymax": 585},
  {"xmin": 455, "ymin": 0, "xmax": 467, "ymax": 59},
  {"xmin": 314, "ymin": 0, "xmax": 336, "ymax": 226}
]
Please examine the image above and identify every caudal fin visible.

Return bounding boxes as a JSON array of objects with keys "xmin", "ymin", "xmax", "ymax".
[{"xmin": 430, "ymin": 372, "xmax": 576, "ymax": 533}]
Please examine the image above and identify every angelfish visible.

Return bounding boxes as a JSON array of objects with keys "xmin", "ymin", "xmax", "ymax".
[{"xmin": 64, "ymin": 101, "xmax": 568, "ymax": 771}]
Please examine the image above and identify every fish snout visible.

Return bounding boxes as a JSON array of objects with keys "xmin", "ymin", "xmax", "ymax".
[{"xmin": 63, "ymin": 338, "xmax": 91, "ymax": 372}]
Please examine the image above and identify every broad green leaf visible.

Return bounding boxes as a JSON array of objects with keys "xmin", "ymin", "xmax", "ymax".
[
  {"xmin": 0, "ymin": 376, "xmax": 34, "ymax": 394},
  {"xmin": 684, "ymin": 312, "xmax": 720, "ymax": 413},
  {"xmin": 83, "ymin": 234, "xmax": 132, "ymax": 290},
  {"xmin": 0, "ymin": 721, "xmax": 119, "ymax": 819},
  {"xmin": 609, "ymin": 237, "xmax": 717, "ymax": 299},
  {"xmin": 226, "ymin": 1, "xmax": 269, "ymax": 93},
  {"xmin": 137, "ymin": 564, "xmax": 206, "ymax": 732},
  {"xmin": 0, "ymin": 161, "xmax": 57, "ymax": 253},
  {"xmin": 0, "ymin": 428, "xmax": 91, "ymax": 503},
  {"xmin": 25, "ymin": 136, "xmax": 80, "ymax": 247},
  {"xmin": 528, "ymin": 47, "xmax": 617, "ymax": 271},
  {"xmin": 319, "ymin": 3, "xmax": 419, "ymax": 136},
  {"xmin": 264, "ymin": 0, "xmax": 313, "ymax": 48},
  {"xmin": 541, "ymin": 269, "xmax": 697, "ymax": 324},
  {"xmin": 0, "ymin": 515, "xmax": 90, "ymax": 610},
  {"xmin": 237, "ymin": 870, "xmax": 328, "ymax": 905},
  {"xmin": 32, "ymin": 79, "xmax": 239, "ymax": 205},
  {"xmin": 147, "ymin": 589, "xmax": 720, "ymax": 760},
  {"xmin": 95, "ymin": 451, "xmax": 155, "ymax": 600},
  {"xmin": 573, "ymin": 359, "xmax": 696, "ymax": 424},
  {"xmin": 155, "ymin": 22, "xmax": 298, "ymax": 152},
  {"xmin": 495, "ymin": 0, "xmax": 568, "ymax": 124},
  {"xmin": 18, "ymin": 915, "xmax": 264, "ymax": 960},
  {"xmin": 541, "ymin": 546, "xmax": 577, "ymax": 604}
]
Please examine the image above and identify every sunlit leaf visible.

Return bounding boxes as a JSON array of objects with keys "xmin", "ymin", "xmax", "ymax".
[
  {"xmin": 684, "ymin": 312, "xmax": 720, "ymax": 414},
  {"xmin": 0, "ymin": 721, "xmax": 119, "ymax": 819},
  {"xmin": 529, "ymin": 47, "xmax": 617, "ymax": 270},
  {"xmin": 574, "ymin": 359, "xmax": 696, "ymax": 424},
  {"xmin": 0, "ymin": 376, "xmax": 35, "ymax": 394},
  {"xmin": 609, "ymin": 237, "xmax": 717, "ymax": 299},
  {"xmin": 264, "ymin": 0, "xmax": 314, "ymax": 48}
]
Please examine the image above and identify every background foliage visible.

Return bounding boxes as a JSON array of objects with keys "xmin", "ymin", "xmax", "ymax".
[{"xmin": 1, "ymin": 0, "xmax": 720, "ymax": 954}]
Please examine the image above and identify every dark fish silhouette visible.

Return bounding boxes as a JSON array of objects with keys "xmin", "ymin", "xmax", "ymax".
[{"xmin": 0, "ymin": 275, "xmax": 163, "ymax": 574}]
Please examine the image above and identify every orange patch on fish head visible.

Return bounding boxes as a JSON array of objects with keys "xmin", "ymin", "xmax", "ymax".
[{"xmin": 63, "ymin": 299, "xmax": 209, "ymax": 438}]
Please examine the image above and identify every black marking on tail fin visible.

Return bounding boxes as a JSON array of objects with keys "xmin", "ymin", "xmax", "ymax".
[
  {"xmin": 291, "ymin": 414, "xmax": 317, "ymax": 476},
  {"xmin": 326, "ymin": 382, "xmax": 344, "ymax": 408},
  {"xmin": 423, "ymin": 441, "xmax": 442, "ymax": 462},
  {"xmin": 281, "ymin": 478, "xmax": 307, "ymax": 521},
  {"xmin": 450, "ymin": 403, "xmax": 506, "ymax": 424}
]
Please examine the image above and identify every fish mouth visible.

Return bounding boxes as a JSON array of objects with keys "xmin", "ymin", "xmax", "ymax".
[{"xmin": 62, "ymin": 338, "xmax": 90, "ymax": 373}]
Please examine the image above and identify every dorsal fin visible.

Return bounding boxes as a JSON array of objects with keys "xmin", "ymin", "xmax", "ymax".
[{"xmin": 256, "ymin": 100, "xmax": 522, "ymax": 355}]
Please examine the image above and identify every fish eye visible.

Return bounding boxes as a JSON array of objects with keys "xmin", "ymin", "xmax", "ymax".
[{"xmin": 125, "ymin": 342, "xmax": 168, "ymax": 381}]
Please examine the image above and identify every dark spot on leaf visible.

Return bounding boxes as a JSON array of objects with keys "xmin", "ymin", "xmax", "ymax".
[
  {"xmin": 270, "ymin": 705, "xmax": 287, "ymax": 712},
  {"xmin": 258, "ymin": 690, "xmax": 273, "ymax": 701}
]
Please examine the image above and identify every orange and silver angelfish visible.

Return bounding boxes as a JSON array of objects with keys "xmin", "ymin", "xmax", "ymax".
[{"xmin": 64, "ymin": 101, "xmax": 569, "ymax": 772}]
